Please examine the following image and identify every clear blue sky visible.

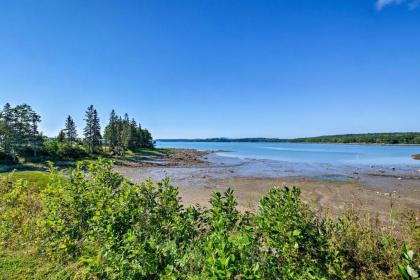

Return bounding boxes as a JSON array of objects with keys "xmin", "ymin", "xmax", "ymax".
[{"xmin": 0, "ymin": 0, "xmax": 419, "ymax": 139}]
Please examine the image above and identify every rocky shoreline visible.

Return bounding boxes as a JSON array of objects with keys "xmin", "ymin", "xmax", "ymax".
[{"xmin": 114, "ymin": 148, "xmax": 210, "ymax": 168}]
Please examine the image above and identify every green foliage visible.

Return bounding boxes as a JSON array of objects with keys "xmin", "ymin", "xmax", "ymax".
[
  {"xmin": 0, "ymin": 103, "xmax": 42, "ymax": 158},
  {"xmin": 327, "ymin": 211, "xmax": 405, "ymax": 279},
  {"xmin": 104, "ymin": 110, "xmax": 154, "ymax": 155},
  {"xmin": 64, "ymin": 115, "xmax": 78, "ymax": 145},
  {"xmin": 255, "ymin": 187, "xmax": 332, "ymax": 279},
  {"xmin": 0, "ymin": 171, "xmax": 50, "ymax": 191},
  {"xmin": 398, "ymin": 245, "xmax": 420, "ymax": 280},
  {"xmin": 0, "ymin": 151, "xmax": 17, "ymax": 164},
  {"xmin": 0, "ymin": 172, "xmax": 43, "ymax": 248},
  {"xmin": 292, "ymin": 133, "xmax": 420, "ymax": 145},
  {"xmin": 42, "ymin": 139, "xmax": 88, "ymax": 160},
  {"xmin": 83, "ymin": 105, "xmax": 102, "ymax": 154},
  {"xmin": 162, "ymin": 132, "xmax": 420, "ymax": 145},
  {"xmin": 0, "ymin": 160, "xmax": 418, "ymax": 279}
]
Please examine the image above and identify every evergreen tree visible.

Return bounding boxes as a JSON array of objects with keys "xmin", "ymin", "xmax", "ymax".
[
  {"xmin": 121, "ymin": 113, "xmax": 131, "ymax": 153},
  {"xmin": 142, "ymin": 129, "xmax": 154, "ymax": 148},
  {"xmin": 92, "ymin": 109, "xmax": 102, "ymax": 148},
  {"xmin": 129, "ymin": 118, "xmax": 138, "ymax": 150},
  {"xmin": 57, "ymin": 130, "xmax": 66, "ymax": 143},
  {"xmin": 0, "ymin": 104, "xmax": 41, "ymax": 158},
  {"xmin": 103, "ymin": 110, "xmax": 153, "ymax": 154},
  {"xmin": 30, "ymin": 112, "xmax": 41, "ymax": 157},
  {"xmin": 83, "ymin": 105, "xmax": 102, "ymax": 154},
  {"xmin": 0, "ymin": 119, "xmax": 5, "ymax": 150},
  {"xmin": 83, "ymin": 105, "xmax": 94, "ymax": 153},
  {"xmin": 0, "ymin": 103, "xmax": 13, "ymax": 153},
  {"xmin": 137, "ymin": 123, "xmax": 145, "ymax": 147},
  {"xmin": 104, "ymin": 110, "xmax": 119, "ymax": 152},
  {"xmin": 65, "ymin": 115, "xmax": 78, "ymax": 145}
]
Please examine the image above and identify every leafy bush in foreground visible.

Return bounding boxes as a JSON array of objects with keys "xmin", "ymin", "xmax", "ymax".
[{"xmin": 0, "ymin": 159, "xmax": 419, "ymax": 279}]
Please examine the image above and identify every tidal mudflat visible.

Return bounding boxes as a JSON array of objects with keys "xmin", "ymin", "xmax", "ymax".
[{"xmin": 115, "ymin": 146, "xmax": 420, "ymax": 220}]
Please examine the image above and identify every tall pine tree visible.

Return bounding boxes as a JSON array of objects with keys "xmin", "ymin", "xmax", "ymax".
[
  {"xmin": 83, "ymin": 105, "xmax": 102, "ymax": 154},
  {"xmin": 104, "ymin": 109, "xmax": 119, "ymax": 152},
  {"xmin": 121, "ymin": 113, "xmax": 131, "ymax": 152},
  {"xmin": 57, "ymin": 130, "xmax": 66, "ymax": 143},
  {"xmin": 92, "ymin": 109, "xmax": 102, "ymax": 148},
  {"xmin": 65, "ymin": 115, "xmax": 78, "ymax": 145},
  {"xmin": 0, "ymin": 103, "xmax": 13, "ymax": 153},
  {"xmin": 30, "ymin": 112, "xmax": 41, "ymax": 157}
]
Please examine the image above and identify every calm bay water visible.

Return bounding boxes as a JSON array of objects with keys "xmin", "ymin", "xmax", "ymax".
[{"xmin": 156, "ymin": 141, "xmax": 420, "ymax": 166}]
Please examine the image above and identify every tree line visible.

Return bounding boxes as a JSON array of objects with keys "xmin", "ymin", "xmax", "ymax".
[
  {"xmin": 290, "ymin": 133, "xmax": 420, "ymax": 145},
  {"xmin": 104, "ymin": 109, "xmax": 153, "ymax": 155},
  {"xmin": 0, "ymin": 102, "xmax": 153, "ymax": 163},
  {"xmin": 159, "ymin": 133, "xmax": 420, "ymax": 145}
]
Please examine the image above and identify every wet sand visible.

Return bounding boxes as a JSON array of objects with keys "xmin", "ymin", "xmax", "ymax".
[
  {"xmin": 115, "ymin": 149, "xmax": 420, "ymax": 219},
  {"xmin": 180, "ymin": 177, "xmax": 420, "ymax": 217}
]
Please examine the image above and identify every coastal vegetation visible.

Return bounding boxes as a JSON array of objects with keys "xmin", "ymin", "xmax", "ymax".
[
  {"xmin": 0, "ymin": 103, "xmax": 154, "ymax": 167},
  {"xmin": 0, "ymin": 159, "xmax": 419, "ymax": 279},
  {"xmin": 292, "ymin": 133, "xmax": 420, "ymax": 145},
  {"xmin": 104, "ymin": 110, "xmax": 153, "ymax": 155},
  {"xmin": 1, "ymin": 102, "xmax": 419, "ymax": 279},
  {"xmin": 159, "ymin": 132, "xmax": 420, "ymax": 145}
]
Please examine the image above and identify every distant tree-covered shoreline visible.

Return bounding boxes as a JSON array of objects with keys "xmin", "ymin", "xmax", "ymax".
[{"xmin": 158, "ymin": 132, "xmax": 420, "ymax": 145}]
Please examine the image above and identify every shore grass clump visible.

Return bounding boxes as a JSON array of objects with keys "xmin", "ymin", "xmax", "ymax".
[{"xmin": 0, "ymin": 159, "xmax": 419, "ymax": 279}]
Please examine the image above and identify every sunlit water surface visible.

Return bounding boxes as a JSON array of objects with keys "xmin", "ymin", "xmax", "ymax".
[{"xmin": 156, "ymin": 141, "xmax": 420, "ymax": 167}]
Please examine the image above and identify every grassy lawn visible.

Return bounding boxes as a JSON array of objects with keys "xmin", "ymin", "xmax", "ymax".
[
  {"xmin": 0, "ymin": 247, "xmax": 77, "ymax": 280},
  {"xmin": 0, "ymin": 248, "xmax": 50, "ymax": 280},
  {"xmin": 0, "ymin": 171, "xmax": 50, "ymax": 191},
  {"xmin": 0, "ymin": 171, "xmax": 74, "ymax": 279}
]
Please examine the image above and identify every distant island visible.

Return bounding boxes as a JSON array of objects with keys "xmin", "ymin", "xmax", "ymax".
[{"xmin": 158, "ymin": 132, "xmax": 420, "ymax": 145}]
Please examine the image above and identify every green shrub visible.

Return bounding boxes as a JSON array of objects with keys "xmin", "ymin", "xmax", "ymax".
[
  {"xmin": 398, "ymin": 245, "xmax": 419, "ymax": 279},
  {"xmin": 39, "ymin": 159, "xmax": 201, "ymax": 279},
  {"xmin": 0, "ymin": 151, "xmax": 17, "ymax": 164},
  {"xmin": 42, "ymin": 139, "xmax": 88, "ymax": 160},
  {"xmin": 42, "ymin": 139, "xmax": 60, "ymax": 157},
  {"xmin": 57, "ymin": 144, "xmax": 88, "ymax": 159},
  {"xmin": 0, "ymin": 159, "xmax": 418, "ymax": 279},
  {"xmin": 0, "ymin": 172, "xmax": 41, "ymax": 248},
  {"xmin": 255, "ymin": 186, "xmax": 333, "ymax": 279}
]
